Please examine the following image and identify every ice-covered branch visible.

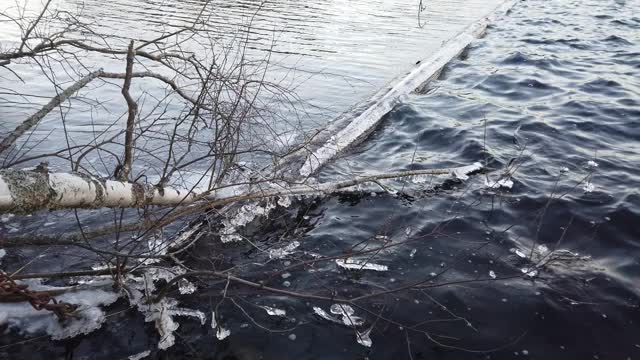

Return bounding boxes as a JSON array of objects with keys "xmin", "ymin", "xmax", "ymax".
[{"xmin": 0, "ymin": 162, "xmax": 482, "ymax": 213}]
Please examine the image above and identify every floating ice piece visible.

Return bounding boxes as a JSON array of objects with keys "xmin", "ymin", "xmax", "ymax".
[
  {"xmin": 277, "ymin": 196, "xmax": 292, "ymax": 208},
  {"xmin": 313, "ymin": 305, "xmax": 364, "ymax": 327},
  {"xmin": 330, "ymin": 304, "xmax": 364, "ymax": 326},
  {"xmin": 409, "ymin": 249, "xmax": 417, "ymax": 258},
  {"xmin": 220, "ymin": 201, "xmax": 276, "ymax": 243},
  {"xmin": 560, "ymin": 167, "xmax": 570, "ymax": 173},
  {"xmin": 262, "ymin": 306, "xmax": 287, "ymax": 317},
  {"xmin": 0, "ymin": 249, "xmax": 5, "ymax": 260},
  {"xmin": 489, "ymin": 270, "xmax": 497, "ymax": 279},
  {"xmin": 211, "ymin": 312, "xmax": 217, "ymax": 329},
  {"xmin": 510, "ymin": 248, "xmax": 527, "ymax": 258},
  {"xmin": 216, "ymin": 326, "xmax": 231, "ymax": 340},
  {"xmin": 330, "ymin": 303, "xmax": 355, "ymax": 316},
  {"xmin": 128, "ymin": 350, "xmax": 151, "ymax": 360},
  {"xmin": 583, "ymin": 181, "xmax": 595, "ymax": 193},
  {"xmin": 356, "ymin": 327, "xmax": 373, "ymax": 348},
  {"xmin": 178, "ymin": 279, "xmax": 197, "ymax": 295},
  {"xmin": 537, "ymin": 244, "xmax": 549, "ymax": 254},
  {"xmin": 587, "ymin": 160, "xmax": 599, "ymax": 168},
  {"xmin": 335, "ymin": 258, "xmax": 388, "ymax": 271},
  {"xmin": 137, "ymin": 297, "xmax": 206, "ymax": 350},
  {"xmin": 485, "ymin": 176, "xmax": 514, "ymax": 189},
  {"xmin": 269, "ymin": 241, "xmax": 300, "ymax": 259},
  {"xmin": 521, "ymin": 267, "xmax": 538, "ymax": 278},
  {"xmin": 312, "ymin": 307, "xmax": 342, "ymax": 324},
  {"xmin": 452, "ymin": 162, "xmax": 483, "ymax": 181}
]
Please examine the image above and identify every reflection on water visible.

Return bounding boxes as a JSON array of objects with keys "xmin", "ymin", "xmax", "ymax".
[{"xmin": 0, "ymin": 0, "xmax": 509, "ymax": 163}]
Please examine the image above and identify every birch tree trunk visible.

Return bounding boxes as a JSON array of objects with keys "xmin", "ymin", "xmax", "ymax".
[{"xmin": 0, "ymin": 163, "xmax": 482, "ymax": 212}]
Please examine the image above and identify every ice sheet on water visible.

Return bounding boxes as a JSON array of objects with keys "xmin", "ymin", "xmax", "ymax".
[{"xmin": 335, "ymin": 258, "xmax": 388, "ymax": 271}]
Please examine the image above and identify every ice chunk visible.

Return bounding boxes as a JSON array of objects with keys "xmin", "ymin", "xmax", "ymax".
[
  {"xmin": 330, "ymin": 303, "xmax": 355, "ymax": 316},
  {"xmin": 485, "ymin": 176, "xmax": 514, "ymax": 189},
  {"xmin": 312, "ymin": 307, "xmax": 341, "ymax": 324},
  {"xmin": 277, "ymin": 196, "xmax": 292, "ymax": 208},
  {"xmin": 521, "ymin": 267, "xmax": 538, "ymax": 278},
  {"xmin": 587, "ymin": 160, "xmax": 599, "ymax": 168},
  {"xmin": 220, "ymin": 201, "xmax": 277, "ymax": 243},
  {"xmin": 335, "ymin": 259, "xmax": 388, "ymax": 271},
  {"xmin": 331, "ymin": 304, "xmax": 364, "ymax": 327},
  {"xmin": 262, "ymin": 306, "xmax": 286, "ymax": 317},
  {"xmin": 356, "ymin": 327, "xmax": 373, "ymax": 347},
  {"xmin": 489, "ymin": 270, "xmax": 496, "ymax": 279},
  {"xmin": 216, "ymin": 326, "xmax": 231, "ymax": 340},
  {"xmin": 178, "ymin": 279, "xmax": 197, "ymax": 295},
  {"xmin": 537, "ymin": 244, "xmax": 549, "ymax": 254},
  {"xmin": 315, "ymin": 305, "xmax": 364, "ymax": 327},
  {"xmin": 269, "ymin": 241, "xmax": 300, "ymax": 259},
  {"xmin": 452, "ymin": 162, "xmax": 483, "ymax": 181},
  {"xmin": 510, "ymin": 248, "xmax": 527, "ymax": 258},
  {"xmin": 128, "ymin": 350, "xmax": 151, "ymax": 360}
]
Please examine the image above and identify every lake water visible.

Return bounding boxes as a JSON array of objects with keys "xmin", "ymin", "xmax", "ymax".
[{"xmin": 1, "ymin": 0, "xmax": 639, "ymax": 359}]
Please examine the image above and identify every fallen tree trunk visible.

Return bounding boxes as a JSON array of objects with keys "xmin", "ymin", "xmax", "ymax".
[
  {"xmin": 0, "ymin": 162, "xmax": 482, "ymax": 213},
  {"xmin": 0, "ymin": 169, "xmax": 199, "ymax": 212},
  {"xmin": 298, "ymin": 0, "xmax": 517, "ymax": 177}
]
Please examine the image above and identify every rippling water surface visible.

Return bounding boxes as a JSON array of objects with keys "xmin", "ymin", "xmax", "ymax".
[{"xmin": 2, "ymin": 0, "xmax": 640, "ymax": 358}]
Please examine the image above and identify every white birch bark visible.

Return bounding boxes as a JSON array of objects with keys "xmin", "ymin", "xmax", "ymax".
[{"xmin": 0, "ymin": 162, "xmax": 482, "ymax": 212}]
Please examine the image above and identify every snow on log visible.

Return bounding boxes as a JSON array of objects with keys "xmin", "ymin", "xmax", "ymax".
[
  {"xmin": 299, "ymin": 0, "xmax": 518, "ymax": 177},
  {"xmin": 0, "ymin": 169, "xmax": 198, "ymax": 212}
]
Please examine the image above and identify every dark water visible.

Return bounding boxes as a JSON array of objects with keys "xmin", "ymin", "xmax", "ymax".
[{"xmin": 2, "ymin": 0, "xmax": 640, "ymax": 358}]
